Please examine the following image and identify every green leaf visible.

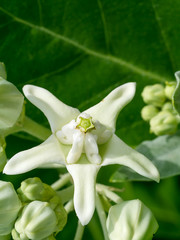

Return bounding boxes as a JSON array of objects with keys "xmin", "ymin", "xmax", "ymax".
[
  {"xmin": 173, "ymin": 71, "xmax": 180, "ymax": 114},
  {"xmin": 111, "ymin": 131, "xmax": 180, "ymax": 182},
  {"xmin": 0, "ymin": 0, "xmax": 179, "ymax": 146}
]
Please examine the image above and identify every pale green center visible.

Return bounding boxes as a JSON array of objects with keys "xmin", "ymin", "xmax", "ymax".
[{"xmin": 76, "ymin": 117, "xmax": 95, "ymax": 133}]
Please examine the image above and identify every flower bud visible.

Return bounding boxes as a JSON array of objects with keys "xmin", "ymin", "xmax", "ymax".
[
  {"xmin": 0, "ymin": 77, "xmax": 24, "ymax": 130},
  {"xmin": 0, "ymin": 181, "xmax": 22, "ymax": 235},
  {"xmin": 12, "ymin": 201, "xmax": 60, "ymax": 240},
  {"xmin": 17, "ymin": 178, "xmax": 67, "ymax": 233},
  {"xmin": 141, "ymin": 84, "xmax": 166, "ymax": 107},
  {"xmin": 150, "ymin": 110, "xmax": 179, "ymax": 135},
  {"xmin": 165, "ymin": 82, "xmax": 176, "ymax": 100},
  {"xmin": 17, "ymin": 177, "xmax": 55, "ymax": 202},
  {"xmin": 106, "ymin": 199, "xmax": 158, "ymax": 240},
  {"xmin": 162, "ymin": 102, "xmax": 174, "ymax": 112},
  {"xmin": 141, "ymin": 105, "xmax": 159, "ymax": 121}
]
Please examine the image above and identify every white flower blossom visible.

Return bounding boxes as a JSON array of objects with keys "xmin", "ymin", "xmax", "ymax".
[{"xmin": 4, "ymin": 83, "xmax": 159, "ymax": 225}]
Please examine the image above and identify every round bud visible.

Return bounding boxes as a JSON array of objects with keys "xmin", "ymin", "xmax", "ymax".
[
  {"xmin": 17, "ymin": 177, "xmax": 55, "ymax": 202},
  {"xmin": 106, "ymin": 199, "xmax": 158, "ymax": 240},
  {"xmin": 12, "ymin": 201, "xmax": 58, "ymax": 240},
  {"xmin": 141, "ymin": 84, "xmax": 166, "ymax": 107},
  {"xmin": 141, "ymin": 105, "xmax": 159, "ymax": 121},
  {"xmin": 150, "ymin": 110, "xmax": 179, "ymax": 135},
  {"xmin": 0, "ymin": 181, "xmax": 22, "ymax": 235},
  {"xmin": 162, "ymin": 102, "xmax": 174, "ymax": 112},
  {"xmin": 165, "ymin": 82, "xmax": 176, "ymax": 100},
  {"xmin": 17, "ymin": 178, "xmax": 67, "ymax": 234}
]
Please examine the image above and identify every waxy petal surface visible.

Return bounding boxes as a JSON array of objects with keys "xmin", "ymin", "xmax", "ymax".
[
  {"xmin": 67, "ymin": 158, "xmax": 100, "ymax": 225},
  {"xmin": 101, "ymin": 135, "xmax": 160, "ymax": 182},
  {"xmin": 3, "ymin": 135, "xmax": 65, "ymax": 174},
  {"xmin": 85, "ymin": 83, "xmax": 136, "ymax": 130},
  {"xmin": 23, "ymin": 85, "xmax": 80, "ymax": 132}
]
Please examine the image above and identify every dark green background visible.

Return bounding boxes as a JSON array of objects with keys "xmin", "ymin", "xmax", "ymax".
[{"xmin": 0, "ymin": 0, "xmax": 180, "ymax": 239}]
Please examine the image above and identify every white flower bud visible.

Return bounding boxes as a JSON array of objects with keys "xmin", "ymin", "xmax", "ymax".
[
  {"xmin": 165, "ymin": 82, "xmax": 176, "ymax": 100},
  {"xmin": 12, "ymin": 201, "xmax": 58, "ymax": 240},
  {"xmin": 162, "ymin": 102, "xmax": 174, "ymax": 112},
  {"xmin": 141, "ymin": 84, "xmax": 166, "ymax": 107},
  {"xmin": 141, "ymin": 105, "xmax": 159, "ymax": 121},
  {"xmin": 17, "ymin": 178, "xmax": 67, "ymax": 235},
  {"xmin": 0, "ymin": 181, "xmax": 22, "ymax": 235},
  {"xmin": 150, "ymin": 110, "xmax": 179, "ymax": 135},
  {"xmin": 17, "ymin": 177, "xmax": 56, "ymax": 202},
  {"xmin": 106, "ymin": 199, "xmax": 158, "ymax": 240}
]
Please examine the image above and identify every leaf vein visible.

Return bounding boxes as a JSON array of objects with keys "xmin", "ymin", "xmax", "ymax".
[
  {"xmin": 96, "ymin": 0, "xmax": 110, "ymax": 53},
  {"xmin": 150, "ymin": 0, "xmax": 175, "ymax": 72},
  {"xmin": 0, "ymin": 6, "xmax": 172, "ymax": 83},
  {"xmin": 24, "ymin": 54, "xmax": 86, "ymax": 85}
]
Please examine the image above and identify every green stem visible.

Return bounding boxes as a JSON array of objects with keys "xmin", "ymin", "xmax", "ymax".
[
  {"xmin": 22, "ymin": 116, "xmax": 51, "ymax": 141},
  {"xmin": 51, "ymin": 173, "xmax": 72, "ymax": 190},
  {"xmin": 57, "ymin": 185, "xmax": 74, "ymax": 204},
  {"xmin": 65, "ymin": 200, "xmax": 74, "ymax": 214},
  {"xmin": 95, "ymin": 193, "xmax": 109, "ymax": 240},
  {"xmin": 74, "ymin": 221, "xmax": 85, "ymax": 240},
  {"xmin": 3, "ymin": 116, "xmax": 51, "ymax": 141},
  {"xmin": 96, "ymin": 184, "xmax": 123, "ymax": 204}
]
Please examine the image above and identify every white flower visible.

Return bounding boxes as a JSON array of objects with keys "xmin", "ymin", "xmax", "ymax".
[
  {"xmin": 106, "ymin": 199, "xmax": 158, "ymax": 240},
  {"xmin": 4, "ymin": 83, "xmax": 159, "ymax": 225}
]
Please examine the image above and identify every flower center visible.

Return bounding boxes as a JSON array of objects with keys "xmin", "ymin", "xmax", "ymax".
[
  {"xmin": 76, "ymin": 116, "xmax": 95, "ymax": 133},
  {"xmin": 56, "ymin": 113, "xmax": 112, "ymax": 165}
]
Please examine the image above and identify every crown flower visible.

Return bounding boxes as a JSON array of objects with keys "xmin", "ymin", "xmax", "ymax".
[{"xmin": 4, "ymin": 83, "xmax": 159, "ymax": 225}]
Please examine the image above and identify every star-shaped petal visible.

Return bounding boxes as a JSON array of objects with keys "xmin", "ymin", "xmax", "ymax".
[{"xmin": 4, "ymin": 83, "xmax": 160, "ymax": 225}]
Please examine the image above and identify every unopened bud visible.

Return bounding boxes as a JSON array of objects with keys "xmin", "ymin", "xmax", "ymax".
[
  {"xmin": 162, "ymin": 102, "xmax": 174, "ymax": 112},
  {"xmin": 17, "ymin": 177, "xmax": 55, "ymax": 202},
  {"xmin": 150, "ymin": 110, "xmax": 179, "ymax": 135},
  {"xmin": 12, "ymin": 201, "xmax": 58, "ymax": 240},
  {"xmin": 142, "ymin": 84, "xmax": 165, "ymax": 107},
  {"xmin": 106, "ymin": 199, "xmax": 158, "ymax": 240},
  {"xmin": 141, "ymin": 105, "xmax": 159, "ymax": 121},
  {"xmin": 0, "ymin": 181, "xmax": 22, "ymax": 235},
  {"xmin": 17, "ymin": 178, "xmax": 67, "ymax": 234},
  {"xmin": 165, "ymin": 82, "xmax": 176, "ymax": 100}
]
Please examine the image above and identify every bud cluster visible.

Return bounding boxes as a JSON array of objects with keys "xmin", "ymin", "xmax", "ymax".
[
  {"xmin": 0, "ymin": 178, "xmax": 67, "ymax": 240},
  {"xmin": 141, "ymin": 82, "xmax": 179, "ymax": 136}
]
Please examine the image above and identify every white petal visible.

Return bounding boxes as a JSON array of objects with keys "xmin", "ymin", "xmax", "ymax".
[
  {"xmin": 56, "ymin": 120, "xmax": 77, "ymax": 144},
  {"xmin": 3, "ymin": 135, "xmax": 66, "ymax": 175},
  {"xmin": 85, "ymin": 133, "xmax": 101, "ymax": 164},
  {"xmin": 67, "ymin": 132, "xmax": 84, "ymax": 164},
  {"xmin": 23, "ymin": 85, "xmax": 80, "ymax": 132},
  {"xmin": 85, "ymin": 83, "xmax": 136, "ymax": 130},
  {"xmin": 67, "ymin": 160, "xmax": 100, "ymax": 225},
  {"xmin": 100, "ymin": 135, "xmax": 160, "ymax": 182}
]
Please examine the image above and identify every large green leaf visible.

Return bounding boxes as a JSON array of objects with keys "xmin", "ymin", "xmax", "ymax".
[
  {"xmin": 0, "ymin": 0, "xmax": 180, "ymax": 146},
  {"xmin": 111, "ymin": 131, "xmax": 180, "ymax": 182}
]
